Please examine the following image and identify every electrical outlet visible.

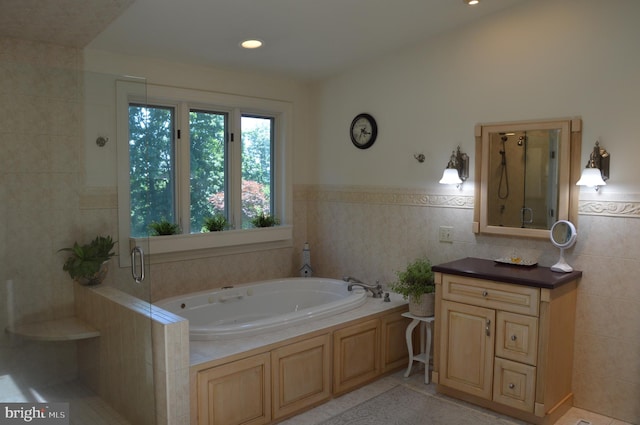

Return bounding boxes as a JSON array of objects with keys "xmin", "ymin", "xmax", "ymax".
[{"xmin": 439, "ymin": 226, "xmax": 454, "ymax": 243}]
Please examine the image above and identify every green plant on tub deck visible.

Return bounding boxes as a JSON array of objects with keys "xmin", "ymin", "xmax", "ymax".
[
  {"xmin": 390, "ymin": 257, "xmax": 435, "ymax": 317},
  {"xmin": 59, "ymin": 235, "xmax": 116, "ymax": 286},
  {"xmin": 202, "ymin": 213, "xmax": 229, "ymax": 232},
  {"xmin": 148, "ymin": 219, "xmax": 181, "ymax": 235},
  {"xmin": 251, "ymin": 211, "xmax": 280, "ymax": 228}
]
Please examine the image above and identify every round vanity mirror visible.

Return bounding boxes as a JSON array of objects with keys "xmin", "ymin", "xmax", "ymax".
[{"xmin": 549, "ymin": 220, "xmax": 577, "ymax": 272}]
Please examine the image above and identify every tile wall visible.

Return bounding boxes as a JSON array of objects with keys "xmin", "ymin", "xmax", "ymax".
[
  {"xmin": 0, "ymin": 37, "xmax": 84, "ymax": 389},
  {"xmin": 75, "ymin": 284, "xmax": 189, "ymax": 425}
]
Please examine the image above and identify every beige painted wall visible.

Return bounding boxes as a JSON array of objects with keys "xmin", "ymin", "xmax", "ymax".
[{"xmin": 313, "ymin": 0, "xmax": 640, "ymax": 194}]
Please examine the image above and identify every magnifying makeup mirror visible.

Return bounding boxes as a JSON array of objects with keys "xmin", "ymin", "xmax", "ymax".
[{"xmin": 550, "ymin": 220, "xmax": 577, "ymax": 272}]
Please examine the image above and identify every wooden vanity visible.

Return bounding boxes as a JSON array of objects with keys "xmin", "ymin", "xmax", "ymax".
[{"xmin": 432, "ymin": 257, "xmax": 581, "ymax": 425}]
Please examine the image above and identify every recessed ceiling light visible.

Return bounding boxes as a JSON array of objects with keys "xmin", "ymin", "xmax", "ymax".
[
  {"xmin": 463, "ymin": 0, "xmax": 480, "ymax": 5},
  {"xmin": 241, "ymin": 39, "xmax": 263, "ymax": 49}
]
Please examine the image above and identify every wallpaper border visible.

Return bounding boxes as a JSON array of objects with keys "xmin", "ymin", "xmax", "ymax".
[{"xmin": 295, "ymin": 185, "xmax": 640, "ymax": 219}]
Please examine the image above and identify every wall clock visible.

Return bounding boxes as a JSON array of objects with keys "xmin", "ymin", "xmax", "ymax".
[{"xmin": 350, "ymin": 113, "xmax": 377, "ymax": 149}]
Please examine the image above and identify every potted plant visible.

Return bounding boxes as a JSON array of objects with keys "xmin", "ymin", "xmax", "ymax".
[
  {"xmin": 390, "ymin": 257, "xmax": 435, "ymax": 317},
  {"xmin": 251, "ymin": 211, "xmax": 280, "ymax": 228},
  {"xmin": 149, "ymin": 219, "xmax": 180, "ymax": 235},
  {"xmin": 59, "ymin": 235, "xmax": 116, "ymax": 286},
  {"xmin": 202, "ymin": 213, "xmax": 229, "ymax": 232}
]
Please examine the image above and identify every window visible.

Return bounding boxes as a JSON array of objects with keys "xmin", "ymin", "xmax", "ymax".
[
  {"xmin": 189, "ymin": 109, "xmax": 228, "ymax": 232},
  {"xmin": 128, "ymin": 104, "xmax": 176, "ymax": 237},
  {"xmin": 239, "ymin": 115, "xmax": 274, "ymax": 228},
  {"xmin": 116, "ymin": 82, "xmax": 292, "ymax": 264}
]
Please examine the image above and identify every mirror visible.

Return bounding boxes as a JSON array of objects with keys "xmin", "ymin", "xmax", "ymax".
[
  {"xmin": 473, "ymin": 118, "xmax": 582, "ymax": 239},
  {"xmin": 549, "ymin": 220, "xmax": 577, "ymax": 272}
]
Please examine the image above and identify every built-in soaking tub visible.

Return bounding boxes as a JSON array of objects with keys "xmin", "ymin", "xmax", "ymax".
[{"xmin": 155, "ymin": 277, "xmax": 368, "ymax": 340}]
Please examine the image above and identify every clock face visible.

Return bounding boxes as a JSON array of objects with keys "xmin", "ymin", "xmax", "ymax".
[{"xmin": 350, "ymin": 113, "xmax": 377, "ymax": 149}]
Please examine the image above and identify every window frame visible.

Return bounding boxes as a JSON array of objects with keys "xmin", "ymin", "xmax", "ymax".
[{"xmin": 116, "ymin": 82, "xmax": 293, "ymax": 267}]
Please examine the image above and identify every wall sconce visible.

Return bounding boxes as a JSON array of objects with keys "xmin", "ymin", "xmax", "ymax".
[
  {"xmin": 463, "ymin": 0, "xmax": 480, "ymax": 5},
  {"xmin": 439, "ymin": 146, "xmax": 469, "ymax": 188},
  {"xmin": 576, "ymin": 141, "xmax": 610, "ymax": 191}
]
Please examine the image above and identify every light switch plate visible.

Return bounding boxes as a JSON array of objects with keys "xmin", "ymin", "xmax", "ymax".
[{"xmin": 439, "ymin": 226, "xmax": 453, "ymax": 243}]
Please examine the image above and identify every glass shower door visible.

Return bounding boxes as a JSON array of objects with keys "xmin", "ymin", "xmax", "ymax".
[{"xmin": 0, "ymin": 66, "xmax": 157, "ymax": 425}]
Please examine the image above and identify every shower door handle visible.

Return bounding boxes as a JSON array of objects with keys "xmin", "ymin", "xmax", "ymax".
[
  {"xmin": 521, "ymin": 207, "xmax": 533, "ymax": 226},
  {"xmin": 131, "ymin": 246, "xmax": 145, "ymax": 284}
]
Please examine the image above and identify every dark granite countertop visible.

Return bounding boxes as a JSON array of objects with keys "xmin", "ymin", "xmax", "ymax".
[{"xmin": 432, "ymin": 257, "xmax": 582, "ymax": 289}]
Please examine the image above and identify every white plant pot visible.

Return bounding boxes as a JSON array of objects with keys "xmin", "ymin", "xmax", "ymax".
[{"xmin": 409, "ymin": 293, "xmax": 435, "ymax": 317}]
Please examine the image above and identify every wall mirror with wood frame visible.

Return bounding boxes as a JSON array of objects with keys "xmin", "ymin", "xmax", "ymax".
[{"xmin": 473, "ymin": 117, "xmax": 582, "ymax": 239}]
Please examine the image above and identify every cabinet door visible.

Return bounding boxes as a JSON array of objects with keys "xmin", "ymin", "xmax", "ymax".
[
  {"xmin": 271, "ymin": 333, "xmax": 331, "ymax": 420},
  {"xmin": 439, "ymin": 300, "xmax": 495, "ymax": 400},
  {"xmin": 333, "ymin": 318, "xmax": 380, "ymax": 395},
  {"xmin": 380, "ymin": 311, "xmax": 412, "ymax": 373},
  {"xmin": 197, "ymin": 353, "xmax": 271, "ymax": 425}
]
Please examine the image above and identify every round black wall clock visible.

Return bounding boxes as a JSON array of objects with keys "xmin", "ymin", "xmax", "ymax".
[{"xmin": 350, "ymin": 113, "xmax": 377, "ymax": 149}]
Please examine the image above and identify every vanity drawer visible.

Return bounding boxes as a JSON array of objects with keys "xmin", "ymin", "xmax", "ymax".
[
  {"xmin": 493, "ymin": 357, "xmax": 536, "ymax": 413},
  {"xmin": 495, "ymin": 311, "xmax": 538, "ymax": 366},
  {"xmin": 441, "ymin": 275, "xmax": 540, "ymax": 316}
]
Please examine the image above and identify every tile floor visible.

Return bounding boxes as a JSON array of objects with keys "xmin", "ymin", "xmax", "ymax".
[
  {"xmin": 0, "ymin": 379, "xmax": 130, "ymax": 425},
  {"xmin": 280, "ymin": 368, "xmax": 632, "ymax": 425},
  {"xmin": 5, "ymin": 368, "xmax": 631, "ymax": 425}
]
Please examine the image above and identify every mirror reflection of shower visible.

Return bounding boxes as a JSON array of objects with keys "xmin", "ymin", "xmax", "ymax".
[
  {"xmin": 498, "ymin": 134, "xmax": 509, "ymax": 200},
  {"xmin": 488, "ymin": 129, "xmax": 560, "ymax": 230}
]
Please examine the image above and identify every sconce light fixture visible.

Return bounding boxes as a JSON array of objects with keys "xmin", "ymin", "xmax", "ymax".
[
  {"xmin": 439, "ymin": 146, "xmax": 469, "ymax": 188},
  {"xmin": 463, "ymin": 0, "xmax": 480, "ymax": 5},
  {"xmin": 576, "ymin": 141, "xmax": 610, "ymax": 191}
]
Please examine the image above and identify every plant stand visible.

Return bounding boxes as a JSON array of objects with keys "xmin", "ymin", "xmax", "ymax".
[{"xmin": 402, "ymin": 312, "xmax": 435, "ymax": 384}]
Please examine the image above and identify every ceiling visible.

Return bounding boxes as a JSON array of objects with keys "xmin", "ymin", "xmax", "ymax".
[{"xmin": 0, "ymin": 0, "xmax": 526, "ymax": 81}]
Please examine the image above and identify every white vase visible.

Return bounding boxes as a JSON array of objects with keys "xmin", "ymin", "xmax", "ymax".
[{"xmin": 409, "ymin": 293, "xmax": 435, "ymax": 317}]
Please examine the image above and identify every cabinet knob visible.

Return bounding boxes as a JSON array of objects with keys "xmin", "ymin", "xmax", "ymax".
[
  {"xmin": 509, "ymin": 383, "xmax": 515, "ymax": 389},
  {"xmin": 482, "ymin": 290, "xmax": 488, "ymax": 297},
  {"xmin": 510, "ymin": 335, "xmax": 517, "ymax": 341}
]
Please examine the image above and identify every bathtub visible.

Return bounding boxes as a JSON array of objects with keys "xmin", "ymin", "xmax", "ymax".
[{"xmin": 154, "ymin": 277, "xmax": 368, "ymax": 340}]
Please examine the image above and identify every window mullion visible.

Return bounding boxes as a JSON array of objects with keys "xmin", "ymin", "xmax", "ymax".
[
  {"xmin": 230, "ymin": 108, "xmax": 243, "ymax": 229},
  {"xmin": 177, "ymin": 102, "xmax": 191, "ymax": 233}
]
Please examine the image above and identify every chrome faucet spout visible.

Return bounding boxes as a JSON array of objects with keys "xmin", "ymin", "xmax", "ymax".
[
  {"xmin": 342, "ymin": 276, "xmax": 362, "ymax": 284},
  {"xmin": 343, "ymin": 277, "xmax": 384, "ymax": 298}
]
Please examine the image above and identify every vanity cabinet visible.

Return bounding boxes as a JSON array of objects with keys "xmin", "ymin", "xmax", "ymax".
[{"xmin": 432, "ymin": 258, "xmax": 581, "ymax": 425}]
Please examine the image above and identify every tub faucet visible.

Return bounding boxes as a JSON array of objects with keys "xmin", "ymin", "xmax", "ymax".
[{"xmin": 343, "ymin": 276, "xmax": 384, "ymax": 298}]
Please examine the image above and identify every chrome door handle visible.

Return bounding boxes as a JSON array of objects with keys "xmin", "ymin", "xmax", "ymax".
[
  {"xmin": 521, "ymin": 207, "xmax": 533, "ymax": 225},
  {"xmin": 131, "ymin": 246, "xmax": 145, "ymax": 284},
  {"xmin": 485, "ymin": 319, "xmax": 491, "ymax": 336}
]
